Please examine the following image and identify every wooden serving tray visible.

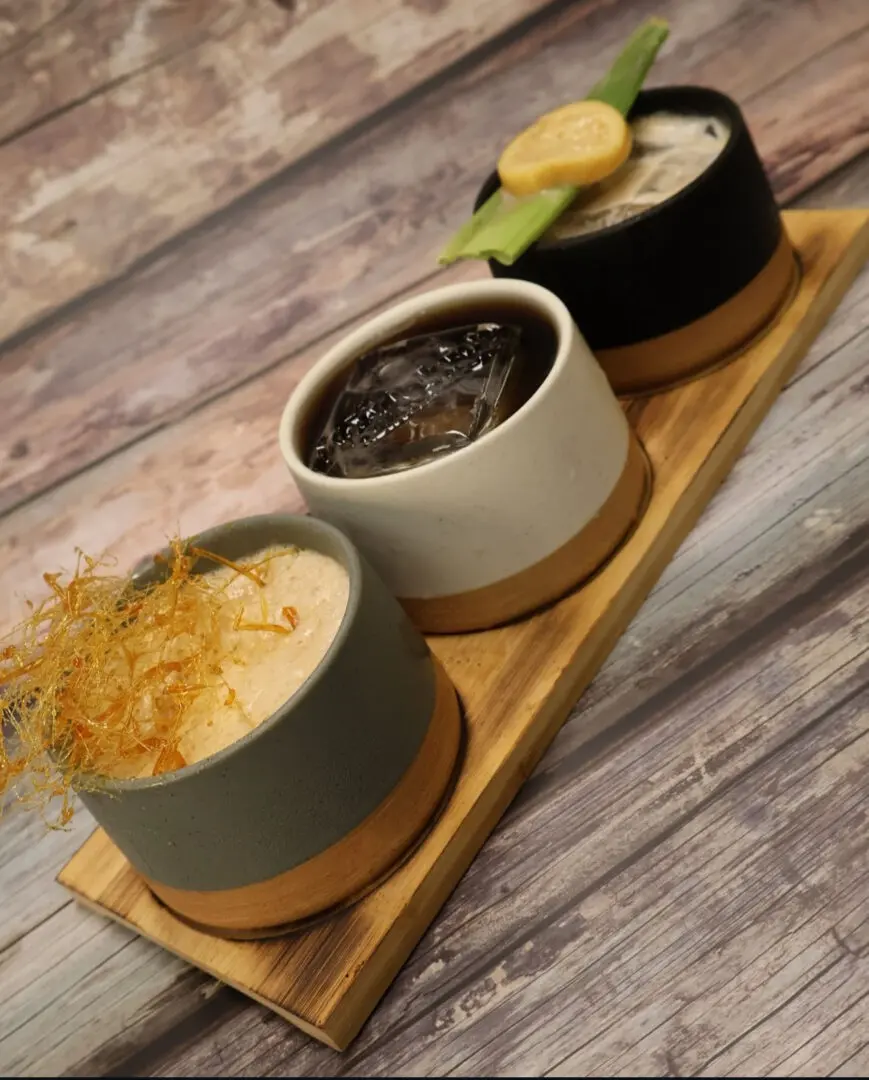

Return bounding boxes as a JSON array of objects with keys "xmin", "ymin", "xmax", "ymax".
[{"xmin": 59, "ymin": 209, "xmax": 869, "ymax": 1051}]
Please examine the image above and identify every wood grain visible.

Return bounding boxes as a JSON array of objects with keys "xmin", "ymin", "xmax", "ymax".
[
  {"xmin": 4, "ymin": 235, "xmax": 869, "ymax": 1075},
  {"xmin": 4, "ymin": 0, "xmax": 869, "ymax": 517},
  {"xmin": 150, "ymin": 379, "xmax": 869, "ymax": 1076},
  {"xmin": 4, "ymin": 3, "xmax": 869, "ymax": 1074},
  {"xmin": 0, "ymin": 0, "xmax": 72, "ymax": 56},
  {"xmin": 55, "ymin": 210, "xmax": 869, "ymax": 1053},
  {"xmin": 0, "ymin": 0, "xmax": 553, "ymax": 341},
  {"xmin": 428, "ymin": 670, "xmax": 869, "ymax": 1077},
  {"xmin": 799, "ymin": 151, "xmax": 869, "ymax": 213},
  {"xmin": 3, "ymin": 233, "xmax": 867, "ymax": 1072},
  {"xmin": 0, "ymin": 0, "xmax": 240, "ymax": 143},
  {"xmin": 108, "ymin": 481, "xmax": 869, "ymax": 1076},
  {"xmin": 0, "ymin": 260, "xmax": 484, "ymax": 633}
]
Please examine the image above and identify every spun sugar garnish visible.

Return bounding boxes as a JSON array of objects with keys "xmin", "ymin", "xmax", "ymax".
[{"xmin": 0, "ymin": 540, "xmax": 311, "ymax": 827}]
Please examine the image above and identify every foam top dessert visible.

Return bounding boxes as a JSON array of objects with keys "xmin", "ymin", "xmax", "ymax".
[
  {"xmin": 0, "ymin": 541, "xmax": 349, "ymax": 820},
  {"xmin": 104, "ymin": 545, "xmax": 350, "ymax": 778},
  {"xmin": 545, "ymin": 111, "xmax": 730, "ymax": 240}
]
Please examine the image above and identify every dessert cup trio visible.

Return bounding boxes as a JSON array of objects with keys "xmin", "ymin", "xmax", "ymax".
[{"xmin": 3, "ymin": 39, "xmax": 799, "ymax": 940}]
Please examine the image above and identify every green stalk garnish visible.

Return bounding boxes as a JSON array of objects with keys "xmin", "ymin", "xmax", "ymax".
[{"xmin": 438, "ymin": 17, "xmax": 669, "ymax": 266}]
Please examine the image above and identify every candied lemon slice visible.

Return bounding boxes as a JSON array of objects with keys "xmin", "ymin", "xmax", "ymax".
[{"xmin": 498, "ymin": 100, "xmax": 632, "ymax": 197}]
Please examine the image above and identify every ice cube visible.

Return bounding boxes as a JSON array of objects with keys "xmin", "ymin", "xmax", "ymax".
[
  {"xmin": 309, "ymin": 323, "xmax": 523, "ymax": 479},
  {"xmin": 637, "ymin": 144, "xmax": 724, "ymax": 198},
  {"xmin": 551, "ymin": 201, "xmax": 653, "ymax": 238},
  {"xmin": 634, "ymin": 114, "xmax": 729, "ymax": 154}
]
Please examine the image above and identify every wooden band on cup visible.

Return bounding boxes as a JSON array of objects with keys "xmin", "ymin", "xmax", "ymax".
[
  {"xmin": 401, "ymin": 432, "xmax": 651, "ymax": 635},
  {"xmin": 596, "ymin": 230, "xmax": 800, "ymax": 396},
  {"xmin": 145, "ymin": 657, "xmax": 462, "ymax": 936}
]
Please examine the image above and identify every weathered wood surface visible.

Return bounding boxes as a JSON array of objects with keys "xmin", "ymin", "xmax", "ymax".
[
  {"xmin": 2, "ymin": 0, "xmax": 869, "ymax": 1075},
  {"xmin": 0, "ymin": 0, "xmax": 562, "ymax": 342},
  {"xmin": 4, "ymin": 0, "xmax": 869, "ymax": 517}
]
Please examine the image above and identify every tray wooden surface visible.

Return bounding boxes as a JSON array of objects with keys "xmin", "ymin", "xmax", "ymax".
[{"xmin": 59, "ymin": 208, "xmax": 869, "ymax": 1052}]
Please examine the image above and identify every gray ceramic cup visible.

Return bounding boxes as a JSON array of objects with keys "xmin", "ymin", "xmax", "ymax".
[{"xmin": 77, "ymin": 514, "xmax": 462, "ymax": 936}]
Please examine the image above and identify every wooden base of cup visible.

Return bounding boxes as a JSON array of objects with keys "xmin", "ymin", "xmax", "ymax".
[
  {"xmin": 143, "ymin": 656, "xmax": 462, "ymax": 935},
  {"xmin": 400, "ymin": 432, "xmax": 651, "ymax": 634},
  {"xmin": 597, "ymin": 229, "xmax": 801, "ymax": 397}
]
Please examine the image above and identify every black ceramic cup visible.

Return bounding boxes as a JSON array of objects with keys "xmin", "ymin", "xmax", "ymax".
[{"xmin": 475, "ymin": 86, "xmax": 799, "ymax": 394}]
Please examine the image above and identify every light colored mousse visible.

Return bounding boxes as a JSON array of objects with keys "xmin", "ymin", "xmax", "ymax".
[
  {"xmin": 546, "ymin": 111, "xmax": 730, "ymax": 241},
  {"xmin": 105, "ymin": 545, "xmax": 349, "ymax": 778}
]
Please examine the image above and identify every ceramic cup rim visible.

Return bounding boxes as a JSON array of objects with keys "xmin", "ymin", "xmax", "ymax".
[
  {"xmin": 278, "ymin": 278, "xmax": 577, "ymax": 490},
  {"xmin": 84, "ymin": 513, "xmax": 363, "ymax": 794}
]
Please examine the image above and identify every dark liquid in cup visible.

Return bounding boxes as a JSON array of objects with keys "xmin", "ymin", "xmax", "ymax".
[{"xmin": 305, "ymin": 299, "xmax": 557, "ymax": 480}]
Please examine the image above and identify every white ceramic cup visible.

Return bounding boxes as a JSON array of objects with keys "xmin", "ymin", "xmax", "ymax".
[{"xmin": 279, "ymin": 279, "xmax": 648, "ymax": 633}]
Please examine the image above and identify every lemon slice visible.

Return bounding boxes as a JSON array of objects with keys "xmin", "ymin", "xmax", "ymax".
[{"xmin": 498, "ymin": 100, "xmax": 632, "ymax": 197}]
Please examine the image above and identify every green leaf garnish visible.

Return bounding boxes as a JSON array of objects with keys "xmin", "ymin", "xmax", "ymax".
[{"xmin": 438, "ymin": 18, "xmax": 669, "ymax": 266}]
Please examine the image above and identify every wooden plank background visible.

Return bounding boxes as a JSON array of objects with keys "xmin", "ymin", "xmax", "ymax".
[{"xmin": 2, "ymin": 0, "xmax": 869, "ymax": 1074}]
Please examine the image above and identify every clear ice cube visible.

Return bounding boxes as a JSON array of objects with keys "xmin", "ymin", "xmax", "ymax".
[
  {"xmin": 636, "ymin": 152, "xmax": 715, "ymax": 198},
  {"xmin": 553, "ymin": 203, "xmax": 650, "ymax": 237},
  {"xmin": 309, "ymin": 323, "xmax": 523, "ymax": 479},
  {"xmin": 632, "ymin": 114, "xmax": 729, "ymax": 152}
]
